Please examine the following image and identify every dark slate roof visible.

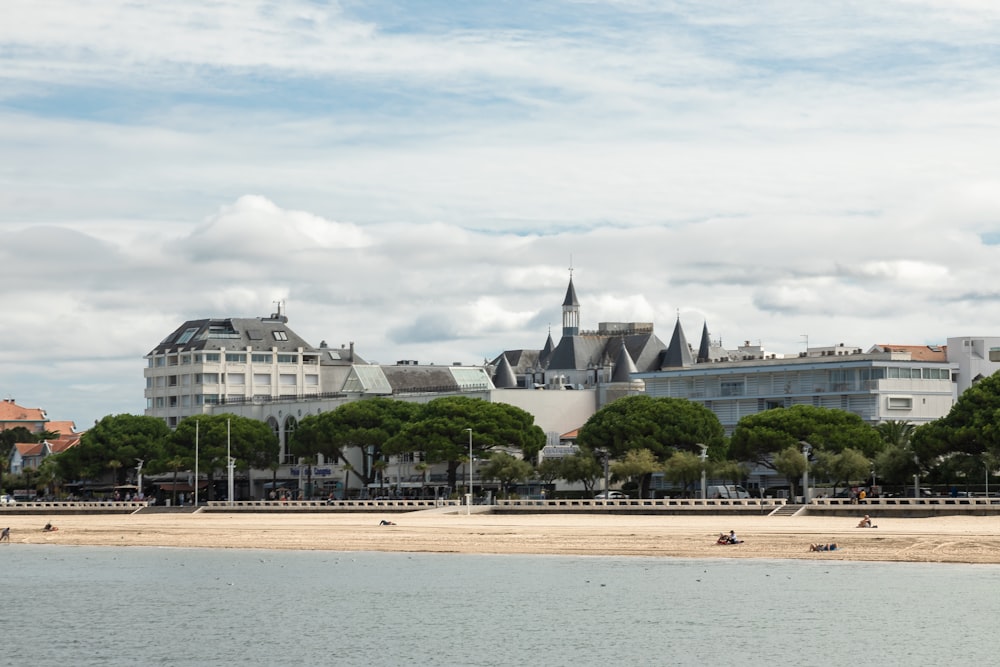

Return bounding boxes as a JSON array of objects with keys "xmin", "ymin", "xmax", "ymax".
[
  {"xmin": 562, "ymin": 278, "xmax": 579, "ymax": 307},
  {"xmin": 149, "ymin": 317, "xmax": 317, "ymax": 355},
  {"xmin": 661, "ymin": 317, "xmax": 694, "ymax": 368},
  {"xmin": 490, "ymin": 349, "xmax": 543, "ymax": 374},
  {"xmin": 611, "ymin": 344, "xmax": 639, "ymax": 382},
  {"xmin": 539, "ymin": 332, "xmax": 556, "ymax": 367},
  {"xmin": 492, "ymin": 354, "xmax": 519, "ymax": 388},
  {"xmin": 546, "ymin": 335, "xmax": 607, "ymax": 371},
  {"xmin": 698, "ymin": 322, "xmax": 712, "ymax": 363}
]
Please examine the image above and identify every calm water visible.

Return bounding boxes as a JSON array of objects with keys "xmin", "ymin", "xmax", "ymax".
[{"xmin": 2, "ymin": 545, "xmax": 996, "ymax": 666}]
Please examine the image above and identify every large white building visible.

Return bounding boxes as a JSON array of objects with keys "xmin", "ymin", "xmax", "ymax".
[{"xmin": 637, "ymin": 341, "xmax": 957, "ymax": 433}]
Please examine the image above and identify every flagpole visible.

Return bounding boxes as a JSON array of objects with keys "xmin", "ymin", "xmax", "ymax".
[{"xmin": 194, "ymin": 420, "xmax": 199, "ymax": 506}]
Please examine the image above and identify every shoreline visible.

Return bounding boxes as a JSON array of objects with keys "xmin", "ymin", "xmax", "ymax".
[{"xmin": 2, "ymin": 512, "xmax": 1000, "ymax": 564}]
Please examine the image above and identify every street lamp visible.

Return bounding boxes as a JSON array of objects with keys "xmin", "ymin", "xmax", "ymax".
[
  {"xmin": 465, "ymin": 428, "xmax": 473, "ymax": 515},
  {"xmin": 800, "ymin": 441, "xmax": 812, "ymax": 504},
  {"xmin": 697, "ymin": 444, "xmax": 708, "ymax": 500}
]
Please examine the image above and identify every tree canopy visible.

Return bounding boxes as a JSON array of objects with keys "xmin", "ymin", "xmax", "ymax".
[
  {"xmin": 171, "ymin": 414, "xmax": 278, "ymax": 499},
  {"xmin": 384, "ymin": 396, "xmax": 546, "ymax": 489},
  {"xmin": 577, "ymin": 395, "xmax": 726, "ymax": 461},
  {"xmin": 729, "ymin": 405, "xmax": 883, "ymax": 470},
  {"xmin": 56, "ymin": 414, "xmax": 172, "ymax": 484}
]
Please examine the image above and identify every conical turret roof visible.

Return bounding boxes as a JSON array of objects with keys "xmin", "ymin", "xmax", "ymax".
[{"xmin": 661, "ymin": 316, "xmax": 694, "ymax": 368}]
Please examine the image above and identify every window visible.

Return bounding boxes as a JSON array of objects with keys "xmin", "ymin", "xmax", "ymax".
[
  {"xmin": 155, "ymin": 357, "xmax": 166, "ymax": 367},
  {"xmin": 181, "ymin": 375, "xmax": 190, "ymax": 386},
  {"xmin": 156, "ymin": 397, "xmax": 164, "ymax": 408},
  {"xmin": 887, "ymin": 396, "xmax": 913, "ymax": 410},
  {"xmin": 169, "ymin": 396, "xmax": 178, "ymax": 407},
  {"xmin": 204, "ymin": 394, "xmax": 220, "ymax": 405},
  {"xmin": 252, "ymin": 353, "xmax": 273, "ymax": 363},
  {"xmin": 304, "ymin": 374, "xmax": 319, "ymax": 386},
  {"xmin": 280, "ymin": 374, "xmax": 297, "ymax": 386},
  {"xmin": 277, "ymin": 354, "xmax": 297, "ymax": 363},
  {"xmin": 226, "ymin": 353, "xmax": 246, "ymax": 363},
  {"xmin": 720, "ymin": 380, "xmax": 745, "ymax": 397},
  {"xmin": 181, "ymin": 395, "xmax": 190, "ymax": 407},
  {"xmin": 272, "ymin": 330, "xmax": 288, "ymax": 341},
  {"xmin": 168, "ymin": 375, "xmax": 178, "ymax": 387},
  {"xmin": 195, "ymin": 353, "xmax": 221, "ymax": 363},
  {"xmin": 227, "ymin": 373, "xmax": 245, "ymax": 385},
  {"xmin": 180, "ymin": 355, "xmax": 191, "ymax": 365},
  {"xmin": 253, "ymin": 373, "xmax": 272, "ymax": 386}
]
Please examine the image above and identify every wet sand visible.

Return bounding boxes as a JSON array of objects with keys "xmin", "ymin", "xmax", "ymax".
[{"xmin": 3, "ymin": 512, "xmax": 1000, "ymax": 563}]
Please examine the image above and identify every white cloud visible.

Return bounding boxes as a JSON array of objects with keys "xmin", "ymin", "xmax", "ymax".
[{"xmin": 4, "ymin": 1, "xmax": 1000, "ymax": 425}]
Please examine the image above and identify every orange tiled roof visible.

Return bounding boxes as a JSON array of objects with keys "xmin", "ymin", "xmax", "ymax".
[
  {"xmin": 874, "ymin": 344, "xmax": 948, "ymax": 362},
  {"xmin": 0, "ymin": 399, "xmax": 47, "ymax": 425}
]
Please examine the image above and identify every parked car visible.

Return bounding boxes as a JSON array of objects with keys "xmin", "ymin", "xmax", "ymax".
[
  {"xmin": 0, "ymin": 494, "xmax": 16, "ymax": 506},
  {"xmin": 594, "ymin": 491, "xmax": 629, "ymax": 500}
]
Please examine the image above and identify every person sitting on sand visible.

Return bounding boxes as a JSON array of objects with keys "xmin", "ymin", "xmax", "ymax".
[
  {"xmin": 379, "ymin": 519, "xmax": 396, "ymax": 526},
  {"xmin": 727, "ymin": 530, "xmax": 742, "ymax": 544},
  {"xmin": 810, "ymin": 543, "xmax": 838, "ymax": 552},
  {"xmin": 43, "ymin": 523, "xmax": 57, "ymax": 532},
  {"xmin": 716, "ymin": 533, "xmax": 729, "ymax": 545},
  {"xmin": 857, "ymin": 515, "xmax": 874, "ymax": 528}
]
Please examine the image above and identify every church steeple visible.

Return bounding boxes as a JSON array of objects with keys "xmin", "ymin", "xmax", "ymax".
[{"xmin": 562, "ymin": 269, "xmax": 580, "ymax": 337}]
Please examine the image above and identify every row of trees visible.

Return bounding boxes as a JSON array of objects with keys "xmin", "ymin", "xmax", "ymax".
[{"xmin": 9, "ymin": 371, "xmax": 1000, "ymax": 499}]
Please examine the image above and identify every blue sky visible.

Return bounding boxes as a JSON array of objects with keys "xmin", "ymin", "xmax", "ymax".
[{"xmin": 3, "ymin": 0, "xmax": 1000, "ymax": 428}]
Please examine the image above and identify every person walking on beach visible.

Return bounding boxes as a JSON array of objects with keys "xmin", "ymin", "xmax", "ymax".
[{"xmin": 1, "ymin": 526, "xmax": 9, "ymax": 542}]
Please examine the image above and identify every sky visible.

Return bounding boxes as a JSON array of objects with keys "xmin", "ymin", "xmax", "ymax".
[{"xmin": 3, "ymin": 0, "xmax": 1000, "ymax": 429}]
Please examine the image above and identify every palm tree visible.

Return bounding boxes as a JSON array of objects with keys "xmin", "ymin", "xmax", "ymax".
[{"xmin": 877, "ymin": 420, "xmax": 915, "ymax": 448}]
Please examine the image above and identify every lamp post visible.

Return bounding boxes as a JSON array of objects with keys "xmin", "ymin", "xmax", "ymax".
[
  {"xmin": 697, "ymin": 444, "xmax": 708, "ymax": 500},
  {"xmin": 465, "ymin": 428, "xmax": 473, "ymax": 515},
  {"xmin": 800, "ymin": 441, "xmax": 811, "ymax": 504},
  {"xmin": 135, "ymin": 459, "xmax": 144, "ymax": 499}
]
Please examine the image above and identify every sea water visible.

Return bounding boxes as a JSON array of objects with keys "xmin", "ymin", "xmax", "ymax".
[{"xmin": 2, "ymin": 545, "xmax": 996, "ymax": 666}]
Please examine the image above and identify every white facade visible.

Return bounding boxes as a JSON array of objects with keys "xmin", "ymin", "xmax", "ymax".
[
  {"xmin": 947, "ymin": 336, "xmax": 1000, "ymax": 395},
  {"xmin": 636, "ymin": 347, "xmax": 957, "ymax": 433}
]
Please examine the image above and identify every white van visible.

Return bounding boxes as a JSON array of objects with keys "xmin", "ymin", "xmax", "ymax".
[{"xmin": 706, "ymin": 485, "xmax": 750, "ymax": 499}]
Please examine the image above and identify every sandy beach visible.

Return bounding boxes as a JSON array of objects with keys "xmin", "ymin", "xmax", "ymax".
[{"xmin": 3, "ymin": 511, "xmax": 1000, "ymax": 563}]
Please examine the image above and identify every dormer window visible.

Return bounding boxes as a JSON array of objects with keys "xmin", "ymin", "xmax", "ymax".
[{"xmin": 273, "ymin": 331, "xmax": 288, "ymax": 341}]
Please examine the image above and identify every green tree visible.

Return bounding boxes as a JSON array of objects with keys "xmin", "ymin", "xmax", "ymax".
[
  {"xmin": 479, "ymin": 452, "xmax": 534, "ymax": 497},
  {"xmin": 662, "ymin": 449, "xmax": 704, "ymax": 497},
  {"xmin": 535, "ymin": 457, "xmax": 564, "ymax": 487},
  {"xmin": 813, "ymin": 448, "xmax": 871, "ymax": 495},
  {"xmin": 577, "ymin": 395, "xmax": 726, "ymax": 463},
  {"xmin": 558, "ymin": 448, "xmax": 604, "ymax": 493},
  {"xmin": 292, "ymin": 398, "xmax": 419, "ymax": 487},
  {"xmin": 611, "ymin": 448, "xmax": 661, "ymax": 498},
  {"xmin": 384, "ymin": 396, "xmax": 546, "ymax": 490},
  {"xmin": 57, "ymin": 414, "xmax": 171, "ymax": 484},
  {"xmin": 729, "ymin": 405, "xmax": 882, "ymax": 470},
  {"xmin": 773, "ymin": 446, "xmax": 807, "ymax": 498},
  {"xmin": 912, "ymin": 372, "xmax": 1000, "ymax": 466},
  {"xmin": 171, "ymin": 414, "xmax": 278, "ymax": 500}
]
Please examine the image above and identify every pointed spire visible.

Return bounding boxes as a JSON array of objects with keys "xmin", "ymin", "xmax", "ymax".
[
  {"xmin": 561, "ymin": 272, "xmax": 580, "ymax": 336},
  {"xmin": 612, "ymin": 343, "xmax": 638, "ymax": 382},
  {"xmin": 492, "ymin": 354, "xmax": 519, "ymax": 388},
  {"xmin": 662, "ymin": 316, "xmax": 694, "ymax": 368},
  {"xmin": 540, "ymin": 329, "xmax": 555, "ymax": 367},
  {"xmin": 698, "ymin": 321, "xmax": 711, "ymax": 363}
]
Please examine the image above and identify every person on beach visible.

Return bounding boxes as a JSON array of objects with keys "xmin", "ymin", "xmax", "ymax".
[
  {"xmin": 1, "ymin": 526, "xmax": 9, "ymax": 542},
  {"xmin": 857, "ymin": 515, "xmax": 875, "ymax": 528},
  {"xmin": 716, "ymin": 533, "xmax": 729, "ymax": 545},
  {"xmin": 727, "ymin": 530, "xmax": 742, "ymax": 544},
  {"xmin": 43, "ymin": 523, "xmax": 57, "ymax": 532},
  {"xmin": 810, "ymin": 543, "xmax": 838, "ymax": 551},
  {"xmin": 379, "ymin": 519, "xmax": 396, "ymax": 526}
]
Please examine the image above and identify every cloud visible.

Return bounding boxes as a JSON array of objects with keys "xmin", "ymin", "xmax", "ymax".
[{"xmin": 4, "ymin": 1, "xmax": 1000, "ymax": 426}]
